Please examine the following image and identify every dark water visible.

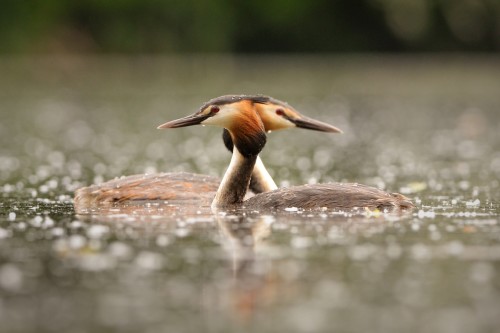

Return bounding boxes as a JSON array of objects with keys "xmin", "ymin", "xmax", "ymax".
[{"xmin": 1, "ymin": 55, "xmax": 500, "ymax": 333}]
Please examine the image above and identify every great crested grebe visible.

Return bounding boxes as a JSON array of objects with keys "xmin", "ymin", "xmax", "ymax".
[
  {"xmin": 159, "ymin": 96, "xmax": 414, "ymax": 212},
  {"xmin": 74, "ymin": 95, "xmax": 341, "ymax": 212}
]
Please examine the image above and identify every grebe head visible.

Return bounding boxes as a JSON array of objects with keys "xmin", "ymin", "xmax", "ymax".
[
  {"xmin": 158, "ymin": 95, "xmax": 268, "ymax": 157},
  {"xmin": 254, "ymin": 96, "xmax": 342, "ymax": 133},
  {"xmin": 158, "ymin": 94, "xmax": 342, "ymax": 132}
]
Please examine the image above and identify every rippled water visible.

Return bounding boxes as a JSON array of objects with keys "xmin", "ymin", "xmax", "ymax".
[{"xmin": 1, "ymin": 56, "xmax": 500, "ymax": 333}]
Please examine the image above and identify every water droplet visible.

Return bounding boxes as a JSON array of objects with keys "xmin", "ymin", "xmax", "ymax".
[
  {"xmin": 0, "ymin": 228, "xmax": 10, "ymax": 239},
  {"xmin": 445, "ymin": 241, "xmax": 464, "ymax": 256},
  {"xmin": 135, "ymin": 251, "xmax": 164, "ymax": 271},
  {"xmin": 87, "ymin": 225, "xmax": 109, "ymax": 239},
  {"xmin": 465, "ymin": 199, "xmax": 480, "ymax": 208},
  {"xmin": 156, "ymin": 235, "xmax": 170, "ymax": 247},
  {"xmin": 0, "ymin": 264, "xmax": 23, "ymax": 292},
  {"xmin": 108, "ymin": 242, "xmax": 133, "ymax": 259},
  {"xmin": 68, "ymin": 235, "xmax": 87, "ymax": 250},
  {"xmin": 291, "ymin": 236, "xmax": 313, "ymax": 249}
]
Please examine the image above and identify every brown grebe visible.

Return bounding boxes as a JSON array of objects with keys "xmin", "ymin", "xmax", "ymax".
[
  {"xmin": 159, "ymin": 96, "xmax": 414, "ymax": 212},
  {"xmin": 74, "ymin": 95, "xmax": 341, "ymax": 212}
]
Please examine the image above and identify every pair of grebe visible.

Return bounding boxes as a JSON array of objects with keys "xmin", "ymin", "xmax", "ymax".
[{"xmin": 74, "ymin": 95, "xmax": 413, "ymax": 213}]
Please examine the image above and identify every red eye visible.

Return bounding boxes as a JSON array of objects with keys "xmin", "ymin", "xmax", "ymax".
[
  {"xmin": 211, "ymin": 106, "xmax": 220, "ymax": 114},
  {"xmin": 276, "ymin": 108, "xmax": 285, "ymax": 116}
]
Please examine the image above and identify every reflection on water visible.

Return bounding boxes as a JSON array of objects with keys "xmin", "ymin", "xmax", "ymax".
[
  {"xmin": 2, "ymin": 202, "xmax": 499, "ymax": 332},
  {"xmin": 1, "ymin": 56, "xmax": 500, "ymax": 332}
]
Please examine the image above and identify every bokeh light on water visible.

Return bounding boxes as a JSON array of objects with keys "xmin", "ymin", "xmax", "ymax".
[{"xmin": 1, "ymin": 56, "xmax": 500, "ymax": 332}]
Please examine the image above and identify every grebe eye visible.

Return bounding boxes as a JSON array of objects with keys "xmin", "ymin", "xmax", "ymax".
[
  {"xmin": 211, "ymin": 106, "xmax": 220, "ymax": 114},
  {"xmin": 275, "ymin": 108, "xmax": 285, "ymax": 116}
]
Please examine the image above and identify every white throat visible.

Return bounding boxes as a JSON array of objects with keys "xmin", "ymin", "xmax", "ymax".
[{"xmin": 252, "ymin": 156, "xmax": 277, "ymax": 192}]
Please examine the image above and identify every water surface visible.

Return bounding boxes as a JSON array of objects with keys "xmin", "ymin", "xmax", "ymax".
[{"xmin": 1, "ymin": 55, "xmax": 500, "ymax": 333}]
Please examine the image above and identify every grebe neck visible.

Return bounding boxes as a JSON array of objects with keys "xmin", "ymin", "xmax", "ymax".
[
  {"xmin": 212, "ymin": 147, "xmax": 257, "ymax": 208},
  {"xmin": 222, "ymin": 128, "xmax": 275, "ymax": 193},
  {"xmin": 212, "ymin": 107, "xmax": 267, "ymax": 208},
  {"xmin": 250, "ymin": 156, "xmax": 277, "ymax": 193}
]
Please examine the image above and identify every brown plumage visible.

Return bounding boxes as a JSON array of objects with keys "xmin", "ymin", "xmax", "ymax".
[
  {"xmin": 242, "ymin": 183, "xmax": 414, "ymax": 212},
  {"xmin": 225, "ymin": 100, "xmax": 267, "ymax": 157},
  {"xmin": 74, "ymin": 172, "xmax": 219, "ymax": 211}
]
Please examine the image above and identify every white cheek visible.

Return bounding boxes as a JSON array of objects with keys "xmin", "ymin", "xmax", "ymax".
[
  {"xmin": 201, "ymin": 107, "xmax": 237, "ymax": 128},
  {"xmin": 262, "ymin": 111, "xmax": 295, "ymax": 130},
  {"xmin": 273, "ymin": 116, "xmax": 295, "ymax": 130},
  {"xmin": 260, "ymin": 106, "xmax": 295, "ymax": 130}
]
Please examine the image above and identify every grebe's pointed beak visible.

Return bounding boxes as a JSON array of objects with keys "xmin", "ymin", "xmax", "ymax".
[
  {"xmin": 290, "ymin": 115, "xmax": 343, "ymax": 133},
  {"xmin": 157, "ymin": 113, "xmax": 210, "ymax": 129}
]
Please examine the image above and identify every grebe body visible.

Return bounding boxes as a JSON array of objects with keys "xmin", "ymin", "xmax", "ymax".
[
  {"xmin": 74, "ymin": 95, "xmax": 340, "ymax": 213},
  {"xmin": 159, "ymin": 96, "xmax": 414, "ymax": 212},
  {"xmin": 74, "ymin": 172, "xmax": 220, "ymax": 209},
  {"xmin": 244, "ymin": 183, "xmax": 414, "ymax": 211}
]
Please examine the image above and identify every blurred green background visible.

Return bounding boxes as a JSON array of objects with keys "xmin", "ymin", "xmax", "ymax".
[{"xmin": 1, "ymin": 0, "xmax": 499, "ymax": 53}]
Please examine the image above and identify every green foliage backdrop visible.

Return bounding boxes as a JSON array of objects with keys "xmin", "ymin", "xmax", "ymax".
[{"xmin": 1, "ymin": 0, "xmax": 498, "ymax": 53}]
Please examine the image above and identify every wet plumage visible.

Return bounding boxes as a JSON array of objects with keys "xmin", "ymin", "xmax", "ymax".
[
  {"xmin": 243, "ymin": 183, "xmax": 414, "ymax": 211},
  {"xmin": 74, "ymin": 172, "xmax": 219, "ymax": 211}
]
